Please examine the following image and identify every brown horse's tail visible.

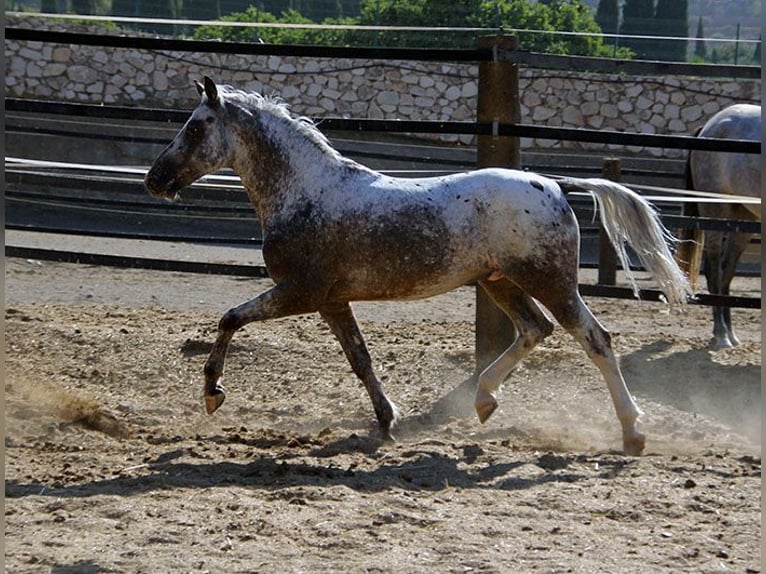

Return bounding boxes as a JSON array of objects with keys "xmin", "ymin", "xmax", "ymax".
[{"xmin": 673, "ymin": 152, "xmax": 704, "ymax": 292}]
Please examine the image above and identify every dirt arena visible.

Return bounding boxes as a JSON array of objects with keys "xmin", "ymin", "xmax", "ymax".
[{"xmin": 5, "ymin": 256, "xmax": 761, "ymax": 573}]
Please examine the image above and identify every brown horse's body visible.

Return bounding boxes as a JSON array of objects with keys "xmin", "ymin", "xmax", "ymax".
[{"xmin": 145, "ymin": 77, "xmax": 691, "ymax": 455}]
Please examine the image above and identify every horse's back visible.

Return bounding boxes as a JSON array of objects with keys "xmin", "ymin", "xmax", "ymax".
[
  {"xmin": 699, "ymin": 104, "xmax": 761, "ymax": 141},
  {"xmin": 691, "ymin": 104, "xmax": 761, "ymax": 209}
]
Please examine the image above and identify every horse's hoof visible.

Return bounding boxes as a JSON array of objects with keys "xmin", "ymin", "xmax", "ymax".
[
  {"xmin": 712, "ymin": 338, "xmax": 736, "ymax": 350},
  {"xmin": 205, "ymin": 387, "xmax": 226, "ymax": 414},
  {"xmin": 381, "ymin": 428, "xmax": 396, "ymax": 443},
  {"xmin": 623, "ymin": 432, "xmax": 646, "ymax": 456},
  {"xmin": 475, "ymin": 390, "xmax": 498, "ymax": 424}
]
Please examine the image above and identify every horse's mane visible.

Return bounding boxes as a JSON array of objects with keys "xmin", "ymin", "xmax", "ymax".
[{"xmin": 218, "ymin": 86, "xmax": 344, "ymax": 161}]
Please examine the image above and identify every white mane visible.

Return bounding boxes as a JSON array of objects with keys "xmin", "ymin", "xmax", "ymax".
[{"xmin": 218, "ymin": 86, "xmax": 344, "ymax": 162}]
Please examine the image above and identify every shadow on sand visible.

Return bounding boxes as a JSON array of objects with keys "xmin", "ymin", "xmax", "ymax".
[{"xmin": 619, "ymin": 340, "xmax": 761, "ymax": 442}]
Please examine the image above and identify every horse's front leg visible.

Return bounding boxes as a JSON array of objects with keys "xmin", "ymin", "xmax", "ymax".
[
  {"xmin": 319, "ymin": 303, "xmax": 400, "ymax": 441},
  {"xmin": 204, "ymin": 281, "xmax": 315, "ymax": 414}
]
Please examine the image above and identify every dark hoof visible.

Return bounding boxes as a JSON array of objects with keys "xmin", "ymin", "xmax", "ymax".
[
  {"xmin": 205, "ymin": 386, "xmax": 226, "ymax": 414},
  {"xmin": 475, "ymin": 389, "xmax": 498, "ymax": 424}
]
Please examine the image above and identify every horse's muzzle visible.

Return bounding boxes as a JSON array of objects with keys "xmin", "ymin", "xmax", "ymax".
[{"xmin": 144, "ymin": 169, "xmax": 178, "ymax": 200}]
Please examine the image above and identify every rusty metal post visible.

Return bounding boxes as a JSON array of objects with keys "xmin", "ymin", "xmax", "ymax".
[
  {"xmin": 598, "ymin": 158, "xmax": 621, "ymax": 285},
  {"xmin": 475, "ymin": 35, "xmax": 520, "ymax": 376}
]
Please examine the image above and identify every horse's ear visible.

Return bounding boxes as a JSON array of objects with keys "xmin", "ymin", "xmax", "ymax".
[
  {"xmin": 203, "ymin": 76, "xmax": 219, "ymax": 107},
  {"xmin": 194, "ymin": 79, "xmax": 204, "ymax": 97}
]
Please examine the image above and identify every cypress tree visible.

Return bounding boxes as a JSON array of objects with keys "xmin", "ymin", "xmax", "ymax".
[
  {"xmin": 654, "ymin": 0, "xmax": 688, "ymax": 61},
  {"xmin": 41, "ymin": 0, "xmax": 59, "ymax": 12},
  {"xmin": 596, "ymin": 0, "xmax": 619, "ymax": 35},
  {"xmin": 694, "ymin": 16, "xmax": 707, "ymax": 61},
  {"xmin": 620, "ymin": 0, "xmax": 655, "ymax": 59}
]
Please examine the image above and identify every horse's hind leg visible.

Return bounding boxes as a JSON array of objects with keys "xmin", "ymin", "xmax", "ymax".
[
  {"xmin": 474, "ymin": 279, "xmax": 554, "ymax": 424},
  {"xmin": 319, "ymin": 303, "xmax": 399, "ymax": 440},
  {"xmin": 705, "ymin": 231, "xmax": 751, "ymax": 348},
  {"xmin": 541, "ymin": 293, "xmax": 645, "ymax": 455}
]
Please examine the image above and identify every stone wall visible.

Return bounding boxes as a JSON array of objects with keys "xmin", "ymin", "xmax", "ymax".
[{"xmin": 5, "ymin": 18, "xmax": 761, "ymax": 158}]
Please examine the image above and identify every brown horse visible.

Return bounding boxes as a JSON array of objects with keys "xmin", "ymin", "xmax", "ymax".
[{"xmin": 145, "ymin": 77, "xmax": 691, "ymax": 455}]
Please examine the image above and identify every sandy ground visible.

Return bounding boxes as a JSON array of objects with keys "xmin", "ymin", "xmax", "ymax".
[{"xmin": 4, "ymin": 255, "xmax": 761, "ymax": 573}]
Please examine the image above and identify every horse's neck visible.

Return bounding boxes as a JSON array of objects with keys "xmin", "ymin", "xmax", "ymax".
[{"xmin": 232, "ymin": 116, "xmax": 370, "ymax": 225}]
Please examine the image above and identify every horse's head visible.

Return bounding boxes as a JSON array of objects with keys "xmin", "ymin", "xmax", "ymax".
[{"xmin": 145, "ymin": 77, "xmax": 232, "ymax": 199}]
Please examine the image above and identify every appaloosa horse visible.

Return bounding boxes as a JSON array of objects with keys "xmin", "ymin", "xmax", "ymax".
[
  {"xmin": 677, "ymin": 104, "xmax": 761, "ymax": 349},
  {"xmin": 145, "ymin": 77, "xmax": 691, "ymax": 455}
]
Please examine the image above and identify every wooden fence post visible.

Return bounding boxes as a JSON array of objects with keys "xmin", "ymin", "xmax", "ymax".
[
  {"xmin": 598, "ymin": 157, "xmax": 621, "ymax": 285},
  {"xmin": 475, "ymin": 35, "xmax": 520, "ymax": 376}
]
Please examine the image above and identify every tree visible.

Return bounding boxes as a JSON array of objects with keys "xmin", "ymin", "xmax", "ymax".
[
  {"xmin": 654, "ymin": 0, "xmax": 688, "ymax": 61},
  {"xmin": 595, "ymin": 0, "xmax": 619, "ymax": 35},
  {"xmin": 356, "ymin": 0, "xmax": 485, "ymax": 49},
  {"xmin": 184, "ymin": 0, "xmax": 221, "ymax": 20},
  {"xmin": 620, "ymin": 0, "xmax": 654, "ymax": 59},
  {"xmin": 357, "ymin": 0, "xmax": 619, "ymax": 54},
  {"xmin": 113, "ymin": 0, "xmax": 183, "ymax": 33},
  {"xmin": 693, "ymin": 16, "xmax": 707, "ymax": 61},
  {"xmin": 195, "ymin": 0, "xmax": 629, "ymax": 56}
]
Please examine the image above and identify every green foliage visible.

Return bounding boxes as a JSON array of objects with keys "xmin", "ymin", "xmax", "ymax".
[
  {"xmin": 194, "ymin": 7, "xmax": 357, "ymax": 45},
  {"xmin": 355, "ymin": 0, "xmax": 485, "ymax": 48},
  {"xmin": 194, "ymin": 0, "xmax": 624, "ymax": 56}
]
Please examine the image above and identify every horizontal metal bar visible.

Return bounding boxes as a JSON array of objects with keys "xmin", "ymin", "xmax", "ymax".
[
  {"xmin": 8, "ymin": 27, "xmax": 760, "ymax": 79},
  {"xmin": 5, "ymin": 245, "xmax": 760, "ymax": 309},
  {"xmin": 508, "ymin": 50, "xmax": 761, "ymax": 79},
  {"xmin": 5, "ymin": 245, "xmax": 270, "ymax": 277},
  {"xmin": 661, "ymin": 214, "xmax": 761, "ymax": 234},
  {"xmin": 6, "ymin": 99, "xmax": 760, "ymax": 154}
]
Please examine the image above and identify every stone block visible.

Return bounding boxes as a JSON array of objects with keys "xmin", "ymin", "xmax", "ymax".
[
  {"xmin": 532, "ymin": 106, "xmax": 557, "ymax": 121},
  {"xmin": 152, "ymin": 71, "xmax": 169, "ymax": 92},
  {"xmin": 52, "ymin": 47, "xmax": 72, "ymax": 63},
  {"xmin": 444, "ymin": 85, "xmax": 461, "ymax": 101},
  {"xmin": 26, "ymin": 62, "xmax": 43, "ymax": 79},
  {"xmin": 668, "ymin": 118, "xmax": 686, "ymax": 132},
  {"xmin": 43, "ymin": 63, "xmax": 67, "ymax": 77},
  {"xmin": 680, "ymin": 104, "xmax": 703, "ymax": 123},
  {"xmin": 561, "ymin": 106, "xmax": 583, "ymax": 125},
  {"xmin": 601, "ymin": 103, "xmax": 618, "ymax": 119},
  {"xmin": 617, "ymin": 100, "xmax": 632, "ymax": 113},
  {"xmin": 581, "ymin": 100, "xmax": 599, "ymax": 116},
  {"xmin": 377, "ymin": 91, "xmax": 399, "ymax": 106},
  {"xmin": 636, "ymin": 95, "xmax": 653, "ymax": 110},
  {"xmin": 461, "ymin": 81, "xmax": 478, "ymax": 99}
]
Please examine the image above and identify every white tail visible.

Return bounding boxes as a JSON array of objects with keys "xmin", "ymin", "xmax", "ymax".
[{"xmin": 560, "ymin": 178, "xmax": 692, "ymax": 307}]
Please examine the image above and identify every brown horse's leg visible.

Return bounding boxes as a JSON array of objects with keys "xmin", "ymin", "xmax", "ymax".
[
  {"xmin": 473, "ymin": 279, "xmax": 554, "ymax": 424},
  {"xmin": 203, "ymin": 281, "xmax": 316, "ymax": 414},
  {"xmin": 319, "ymin": 303, "xmax": 399, "ymax": 440}
]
